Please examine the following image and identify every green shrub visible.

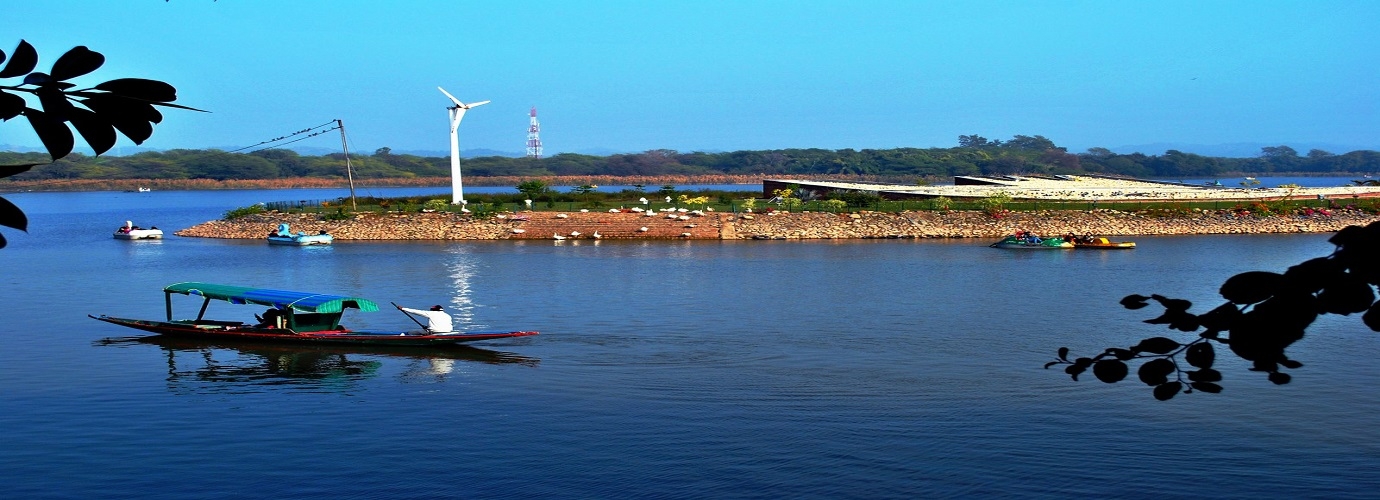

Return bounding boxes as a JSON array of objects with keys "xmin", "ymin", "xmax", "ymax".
[{"xmin": 223, "ymin": 203, "xmax": 266, "ymax": 220}]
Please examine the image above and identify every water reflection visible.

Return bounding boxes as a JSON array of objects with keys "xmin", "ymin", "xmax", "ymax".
[
  {"xmin": 96, "ymin": 336, "xmax": 538, "ymax": 393},
  {"xmin": 443, "ymin": 246, "xmax": 478, "ymax": 328}
]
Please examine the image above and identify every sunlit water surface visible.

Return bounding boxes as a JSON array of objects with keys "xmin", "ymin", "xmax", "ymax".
[{"xmin": 2, "ymin": 188, "xmax": 1377, "ymax": 498}]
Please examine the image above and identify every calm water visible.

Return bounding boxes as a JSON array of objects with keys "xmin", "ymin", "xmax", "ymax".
[{"xmin": 3, "ymin": 189, "xmax": 1378, "ymax": 499}]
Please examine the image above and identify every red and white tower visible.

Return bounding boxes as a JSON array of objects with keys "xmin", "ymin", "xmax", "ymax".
[{"xmin": 525, "ymin": 107, "xmax": 543, "ymax": 159}]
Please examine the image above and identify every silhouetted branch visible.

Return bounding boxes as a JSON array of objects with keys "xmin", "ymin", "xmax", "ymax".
[
  {"xmin": 0, "ymin": 39, "xmax": 201, "ymax": 248},
  {"xmin": 1049, "ymin": 220, "xmax": 1380, "ymax": 400}
]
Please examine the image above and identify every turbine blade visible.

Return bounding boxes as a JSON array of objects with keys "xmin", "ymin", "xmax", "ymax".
[
  {"xmin": 465, "ymin": 100, "xmax": 491, "ymax": 109},
  {"xmin": 437, "ymin": 87, "xmax": 462, "ymax": 106}
]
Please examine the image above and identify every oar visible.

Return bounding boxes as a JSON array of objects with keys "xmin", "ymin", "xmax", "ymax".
[{"xmin": 391, "ymin": 302, "xmax": 428, "ymax": 331}]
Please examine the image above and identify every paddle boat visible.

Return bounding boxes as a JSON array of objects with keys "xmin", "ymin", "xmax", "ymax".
[
  {"xmin": 989, "ymin": 232, "xmax": 1072, "ymax": 249},
  {"xmin": 113, "ymin": 220, "xmax": 163, "ymax": 240},
  {"xmin": 1071, "ymin": 236, "xmax": 1137, "ymax": 249},
  {"xmin": 267, "ymin": 223, "xmax": 333, "ymax": 246},
  {"xmin": 89, "ymin": 282, "xmax": 538, "ymax": 346}
]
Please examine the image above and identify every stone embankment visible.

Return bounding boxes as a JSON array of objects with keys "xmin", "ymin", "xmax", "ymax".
[{"xmin": 175, "ymin": 209, "xmax": 1380, "ymax": 241}]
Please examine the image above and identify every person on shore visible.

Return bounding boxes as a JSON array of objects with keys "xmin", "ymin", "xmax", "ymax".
[{"xmin": 399, "ymin": 304, "xmax": 454, "ymax": 334}]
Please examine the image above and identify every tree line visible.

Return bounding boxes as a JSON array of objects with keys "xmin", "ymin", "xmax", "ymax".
[{"xmin": 3, "ymin": 135, "xmax": 1379, "ymax": 183}]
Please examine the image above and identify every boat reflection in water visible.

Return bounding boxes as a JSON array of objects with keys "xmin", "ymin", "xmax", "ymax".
[{"xmin": 97, "ymin": 336, "xmax": 538, "ymax": 392}]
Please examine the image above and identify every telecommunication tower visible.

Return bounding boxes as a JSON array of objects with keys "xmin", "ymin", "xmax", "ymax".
[{"xmin": 526, "ymin": 107, "xmax": 543, "ymax": 159}]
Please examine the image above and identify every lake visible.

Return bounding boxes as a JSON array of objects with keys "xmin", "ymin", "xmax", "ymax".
[{"xmin": 2, "ymin": 188, "xmax": 1378, "ymax": 498}]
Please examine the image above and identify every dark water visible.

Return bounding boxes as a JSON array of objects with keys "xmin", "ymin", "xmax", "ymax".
[{"xmin": 3, "ymin": 190, "xmax": 1378, "ymax": 498}]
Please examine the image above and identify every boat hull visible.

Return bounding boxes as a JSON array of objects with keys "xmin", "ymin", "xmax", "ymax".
[
  {"xmin": 267, "ymin": 234, "xmax": 333, "ymax": 245},
  {"xmin": 989, "ymin": 237, "xmax": 1072, "ymax": 249},
  {"xmin": 1072, "ymin": 242, "xmax": 1136, "ymax": 249},
  {"xmin": 1071, "ymin": 237, "xmax": 1136, "ymax": 249},
  {"xmin": 90, "ymin": 315, "xmax": 537, "ymax": 346},
  {"xmin": 114, "ymin": 229, "xmax": 164, "ymax": 240}
]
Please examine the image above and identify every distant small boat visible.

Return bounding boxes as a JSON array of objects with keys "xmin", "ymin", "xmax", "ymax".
[
  {"xmin": 137, "ymin": 187, "xmax": 151, "ymax": 192},
  {"xmin": 113, "ymin": 220, "xmax": 163, "ymax": 240},
  {"xmin": 267, "ymin": 223, "xmax": 333, "ymax": 246}
]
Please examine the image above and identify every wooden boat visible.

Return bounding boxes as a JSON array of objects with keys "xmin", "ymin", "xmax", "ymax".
[
  {"xmin": 267, "ymin": 223, "xmax": 333, "ymax": 246},
  {"xmin": 1072, "ymin": 237, "xmax": 1136, "ymax": 249},
  {"xmin": 90, "ymin": 282, "xmax": 538, "ymax": 346},
  {"xmin": 989, "ymin": 236, "xmax": 1072, "ymax": 249},
  {"xmin": 113, "ymin": 220, "xmax": 163, "ymax": 240}
]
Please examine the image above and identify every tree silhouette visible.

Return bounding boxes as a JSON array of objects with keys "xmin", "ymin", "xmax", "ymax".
[
  {"xmin": 0, "ymin": 39, "xmax": 202, "ymax": 248},
  {"xmin": 1048, "ymin": 220, "xmax": 1380, "ymax": 400}
]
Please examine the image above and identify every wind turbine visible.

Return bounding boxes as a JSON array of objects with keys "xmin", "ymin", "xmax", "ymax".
[{"xmin": 438, "ymin": 87, "xmax": 489, "ymax": 205}]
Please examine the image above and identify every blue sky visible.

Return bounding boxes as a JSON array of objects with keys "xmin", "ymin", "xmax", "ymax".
[{"xmin": 3, "ymin": 1, "xmax": 1377, "ymax": 156}]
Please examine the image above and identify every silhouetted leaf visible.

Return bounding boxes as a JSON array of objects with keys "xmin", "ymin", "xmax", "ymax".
[
  {"xmin": 24, "ymin": 108, "xmax": 74, "ymax": 160},
  {"xmin": 80, "ymin": 95, "xmax": 157, "ymax": 144},
  {"xmin": 1187, "ymin": 368, "xmax": 1222, "ymax": 382},
  {"xmin": 1197, "ymin": 302, "xmax": 1242, "ymax": 333},
  {"xmin": 1043, "ymin": 361, "xmax": 1061, "ymax": 369},
  {"xmin": 1268, "ymin": 372, "xmax": 1291, "ymax": 385},
  {"xmin": 1151, "ymin": 294, "xmax": 1192, "ymax": 312},
  {"xmin": 1316, "ymin": 274, "xmax": 1376, "ymax": 315},
  {"xmin": 0, "ymin": 163, "xmax": 42, "ymax": 179},
  {"xmin": 1220, "ymin": 271, "xmax": 1283, "ymax": 304},
  {"xmin": 1057, "ymin": 347, "xmax": 1069, "ymax": 361},
  {"xmin": 1278, "ymin": 359, "xmax": 1303, "ymax": 369},
  {"xmin": 35, "ymin": 86, "xmax": 74, "ymax": 122},
  {"xmin": 0, "ymin": 195, "xmax": 28, "ymax": 232},
  {"xmin": 1134, "ymin": 337, "xmax": 1181, "ymax": 354},
  {"xmin": 1138, "ymin": 358, "xmax": 1175, "ymax": 385},
  {"xmin": 1282, "ymin": 257, "xmax": 1345, "ymax": 294},
  {"xmin": 1185, "ymin": 342, "xmax": 1214, "ymax": 369},
  {"xmin": 50, "ymin": 46, "xmax": 104, "ymax": 81},
  {"xmin": 1106, "ymin": 348, "xmax": 1135, "ymax": 360},
  {"xmin": 22, "ymin": 72, "xmax": 52, "ymax": 85},
  {"xmin": 1364, "ymin": 303, "xmax": 1380, "ymax": 332},
  {"xmin": 67, "ymin": 107, "xmax": 116, "ymax": 155},
  {"xmin": 1255, "ymin": 291, "xmax": 1319, "ymax": 333},
  {"xmin": 1153, "ymin": 382, "xmax": 1182, "ymax": 401},
  {"xmin": 1144, "ymin": 309, "xmax": 1199, "ymax": 331},
  {"xmin": 94, "ymin": 78, "xmax": 177, "ymax": 102},
  {"xmin": 1189, "ymin": 381, "xmax": 1222, "ymax": 393},
  {"xmin": 1093, "ymin": 359, "xmax": 1128, "ymax": 383},
  {"xmin": 0, "ymin": 91, "xmax": 24, "ymax": 120},
  {"xmin": 1329, "ymin": 225, "xmax": 1365, "ymax": 247},
  {"xmin": 1064, "ymin": 363, "xmax": 1087, "ymax": 381},
  {"xmin": 1121, "ymin": 294, "xmax": 1150, "ymax": 309},
  {"xmin": 0, "ymin": 40, "xmax": 37, "ymax": 78}
]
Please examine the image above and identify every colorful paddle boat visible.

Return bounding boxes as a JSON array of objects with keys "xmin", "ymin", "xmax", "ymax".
[
  {"xmin": 90, "ymin": 282, "xmax": 538, "ymax": 346},
  {"xmin": 113, "ymin": 220, "xmax": 163, "ymax": 240},
  {"xmin": 267, "ymin": 223, "xmax": 333, "ymax": 246},
  {"xmin": 989, "ymin": 232, "xmax": 1072, "ymax": 249}
]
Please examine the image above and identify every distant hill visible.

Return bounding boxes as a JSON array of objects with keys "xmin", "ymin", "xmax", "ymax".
[{"xmin": 1108, "ymin": 142, "xmax": 1375, "ymax": 158}]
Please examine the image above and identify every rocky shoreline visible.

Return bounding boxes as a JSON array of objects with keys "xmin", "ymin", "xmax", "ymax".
[{"xmin": 175, "ymin": 208, "xmax": 1380, "ymax": 241}]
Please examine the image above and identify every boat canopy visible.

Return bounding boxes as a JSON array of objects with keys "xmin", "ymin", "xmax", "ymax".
[{"xmin": 163, "ymin": 282, "xmax": 380, "ymax": 313}]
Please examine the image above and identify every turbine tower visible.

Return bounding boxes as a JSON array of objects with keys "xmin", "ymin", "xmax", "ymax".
[
  {"xmin": 438, "ymin": 87, "xmax": 489, "ymax": 205},
  {"xmin": 526, "ymin": 107, "xmax": 543, "ymax": 159}
]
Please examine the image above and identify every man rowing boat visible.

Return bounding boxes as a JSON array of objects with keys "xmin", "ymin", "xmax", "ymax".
[{"xmin": 398, "ymin": 304, "xmax": 454, "ymax": 334}]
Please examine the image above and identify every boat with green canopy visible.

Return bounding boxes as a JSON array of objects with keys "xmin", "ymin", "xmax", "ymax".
[{"xmin": 90, "ymin": 282, "xmax": 537, "ymax": 346}]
